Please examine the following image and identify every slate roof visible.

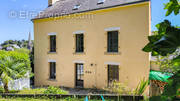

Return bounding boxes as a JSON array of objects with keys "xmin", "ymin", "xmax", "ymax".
[{"xmin": 33, "ymin": 0, "xmax": 149, "ymax": 20}]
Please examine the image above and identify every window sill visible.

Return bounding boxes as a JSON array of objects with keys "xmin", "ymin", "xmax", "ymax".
[
  {"xmin": 48, "ymin": 52, "xmax": 57, "ymax": 54},
  {"xmin": 73, "ymin": 52, "xmax": 85, "ymax": 55},
  {"xmin": 48, "ymin": 79, "xmax": 57, "ymax": 82},
  {"xmin": 104, "ymin": 52, "xmax": 121, "ymax": 55}
]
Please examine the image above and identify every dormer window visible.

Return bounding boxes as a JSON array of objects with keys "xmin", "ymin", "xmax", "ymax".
[
  {"xmin": 97, "ymin": 0, "xmax": 106, "ymax": 4},
  {"xmin": 73, "ymin": 4, "xmax": 81, "ymax": 10}
]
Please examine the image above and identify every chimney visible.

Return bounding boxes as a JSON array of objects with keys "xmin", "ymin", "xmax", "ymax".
[{"xmin": 48, "ymin": 0, "xmax": 59, "ymax": 6}]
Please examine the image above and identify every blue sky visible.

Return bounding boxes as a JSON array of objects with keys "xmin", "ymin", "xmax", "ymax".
[{"xmin": 0, "ymin": 0, "xmax": 179, "ymax": 44}]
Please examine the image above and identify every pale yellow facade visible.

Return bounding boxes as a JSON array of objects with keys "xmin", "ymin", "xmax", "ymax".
[{"xmin": 33, "ymin": 1, "xmax": 151, "ymax": 90}]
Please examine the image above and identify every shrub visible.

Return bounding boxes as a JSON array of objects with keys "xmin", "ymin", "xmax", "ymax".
[
  {"xmin": 104, "ymin": 79, "xmax": 148, "ymax": 96},
  {"xmin": 134, "ymin": 78, "xmax": 148, "ymax": 95},
  {"xmin": 0, "ymin": 86, "xmax": 4, "ymax": 93},
  {"xmin": 17, "ymin": 88, "xmax": 46, "ymax": 94},
  {"xmin": 104, "ymin": 81, "xmax": 133, "ymax": 95},
  {"xmin": 43, "ymin": 86, "xmax": 68, "ymax": 94}
]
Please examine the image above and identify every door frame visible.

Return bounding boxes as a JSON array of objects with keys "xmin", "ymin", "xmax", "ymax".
[{"xmin": 75, "ymin": 63, "xmax": 84, "ymax": 88}]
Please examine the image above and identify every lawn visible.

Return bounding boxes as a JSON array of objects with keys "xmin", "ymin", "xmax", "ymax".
[
  {"xmin": 0, "ymin": 97, "xmax": 107, "ymax": 101},
  {"xmin": 0, "ymin": 86, "xmax": 68, "ymax": 94},
  {"xmin": 0, "ymin": 87, "xmax": 114, "ymax": 101},
  {"xmin": 16, "ymin": 88, "xmax": 47, "ymax": 94}
]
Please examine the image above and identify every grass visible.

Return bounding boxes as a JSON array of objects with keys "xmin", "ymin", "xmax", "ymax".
[
  {"xmin": 16, "ymin": 88, "xmax": 47, "ymax": 94},
  {"xmin": 0, "ymin": 87, "xmax": 110, "ymax": 100},
  {"xmin": 0, "ymin": 97, "xmax": 107, "ymax": 101},
  {"xmin": 0, "ymin": 86, "xmax": 68, "ymax": 94}
]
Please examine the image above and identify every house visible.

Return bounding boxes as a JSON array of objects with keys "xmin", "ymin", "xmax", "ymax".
[
  {"xmin": 0, "ymin": 45, "xmax": 2, "ymax": 50},
  {"xmin": 12, "ymin": 44, "xmax": 20, "ymax": 49},
  {"xmin": 32, "ymin": 0, "xmax": 151, "ymax": 91},
  {"xmin": 6, "ymin": 46, "xmax": 14, "ymax": 51}
]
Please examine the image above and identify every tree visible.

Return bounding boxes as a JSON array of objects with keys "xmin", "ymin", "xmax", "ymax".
[
  {"xmin": 164, "ymin": 0, "xmax": 180, "ymax": 16},
  {"xmin": 153, "ymin": 49, "xmax": 180, "ymax": 74},
  {"xmin": 149, "ymin": 31, "xmax": 180, "ymax": 73},
  {"xmin": 0, "ymin": 49, "xmax": 31, "ymax": 93},
  {"xmin": 143, "ymin": 0, "xmax": 180, "ymax": 73},
  {"xmin": 143, "ymin": 0, "xmax": 180, "ymax": 56},
  {"xmin": 142, "ymin": 0, "xmax": 180, "ymax": 100},
  {"xmin": 0, "ymin": 40, "xmax": 29, "ymax": 50}
]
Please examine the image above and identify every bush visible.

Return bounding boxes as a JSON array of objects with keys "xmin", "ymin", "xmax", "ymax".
[
  {"xmin": 104, "ymin": 79, "xmax": 148, "ymax": 96},
  {"xmin": 134, "ymin": 78, "xmax": 148, "ymax": 95},
  {"xmin": 0, "ymin": 87, "xmax": 19, "ymax": 93},
  {"xmin": 17, "ymin": 88, "xmax": 46, "ymax": 94},
  {"xmin": 0, "ymin": 86, "xmax": 4, "ymax": 93},
  {"xmin": 104, "ymin": 81, "xmax": 133, "ymax": 95},
  {"xmin": 43, "ymin": 86, "xmax": 68, "ymax": 94}
]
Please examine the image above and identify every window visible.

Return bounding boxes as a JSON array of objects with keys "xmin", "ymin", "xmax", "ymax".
[
  {"xmin": 73, "ymin": 4, "xmax": 81, "ymax": 10},
  {"xmin": 49, "ymin": 62, "xmax": 56, "ymax": 79},
  {"xmin": 76, "ymin": 34, "xmax": 84, "ymax": 52},
  {"xmin": 49, "ymin": 35, "xmax": 56, "ymax": 52},
  {"xmin": 108, "ymin": 65, "xmax": 119, "ymax": 84},
  {"xmin": 97, "ymin": 0, "xmax": 106, "ymax": 4},
  {"xmin": 107, "ymin": 31, "xmax": 118, "ymax": 52}
]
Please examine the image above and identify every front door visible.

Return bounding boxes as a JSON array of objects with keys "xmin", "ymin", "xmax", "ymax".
[{"xmin": 75, "ymin": 63, "xmax": 84, "ymax": 88}]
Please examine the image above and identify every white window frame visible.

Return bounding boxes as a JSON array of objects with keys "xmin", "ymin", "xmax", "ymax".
[
  {"xmin": 73, "ymin": 60, "xmax": 85, "ymax": 64},
  {"xmin": 48, "ymin": 32, "xmax": 57, "ymax": 36},
  {"xmin": 104, "ymin": 62, "xmax": 120, "ymax": 66},
  {"xmin": 73, "ymin": 30, "xmax": 85, "ymax": 34},
  {"xmin": 105, "ymin": 27, "xmax": 120, "ymax": 31},
  {"xmin": 48, "ymin": 60, "xmax": 56, "ymax": 63}
]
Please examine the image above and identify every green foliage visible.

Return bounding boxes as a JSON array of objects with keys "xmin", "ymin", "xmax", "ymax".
[
  {"xmin": 0, "ymin": 50, "xmax": 31, "ymax": 92},
  {"xmin": 134, "ymin": 78, "xmax": 148, "ymax": 95},
  {"xmin": 143, "ymin": 0, "xmax": 180, "ymax": 100},
  {"xmin": 17, "ymin": 88, "xmax": 46, "ymax": 94},
  {"xmin": 153, "ymin": 49, "xmax": 180, "ymax": 73},
  {"xmin": 0, "ymin": 97, "xmax": 106, "ymax": 101},
  {"xmin": 164, "ymin": 0, "xmax": 180, "ymax": 16},
  {"xmin": 43, "ymin": 86, "xmax": 68, "ymax": 94},
  {"xmin": 150, "ymin": 71, "xmax": 180, "ymax": 101},
  {"xmin": 0, "ymin": 87, "xmax": 67, "ymax": 95},
  {"xmin": 14, "ymin": 48, "xmax": 30, "ymax": 54},
  {"xmin": 105, "ymin": 80, "xmax": 148, "ymax": 96},
  {"xmin": 0, "ymin": 86, "xmax": 18, "ymax": 93},
  {"xmin": 163, "ymin": 71, "xmax": 180, "ymax": 97},
  {"xmin": 143, "ymin": 20, "xmax": 180, "ymax": 73},
  {"xmin": 0, "ymin": 86, "xmax": 4, "ymax": 93},
  {"xmin": 143, "ymin": 20, "xmax": 180, "ymax": 56},
  {"xmin": 0, "ymin": 40, "xmax": 33, "ymax": 50},
  {"xmin": 104, "ymin": 81, "xmax": 133, "ymax": 95}
]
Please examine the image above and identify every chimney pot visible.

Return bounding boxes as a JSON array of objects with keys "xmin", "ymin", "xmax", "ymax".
[{"xmin": 48, "ymin": 0, "xmax": 59, "ymax": 6}]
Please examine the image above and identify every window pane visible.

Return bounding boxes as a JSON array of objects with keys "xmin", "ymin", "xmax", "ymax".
[
  {"xmin": 76, "ymin": 34, "xmax": 84, "ymax": 52},
  {"xmin": 107, "ymin": 31, "xmax": 118, "ymax": 52},
  {"xmin": 50, "ymin": 36, "xmax": 56, "ymax": 52},
  {"xmin": 50, "ymin": 62, "xmax": 56, "ymax": 79},
  {"xmin": 108, "ymin": 65, "xmax": 119, "ymax": 84},
  {"xmin": 76, "ymin": 63, "xmax": 84, "ymax": 80}
]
